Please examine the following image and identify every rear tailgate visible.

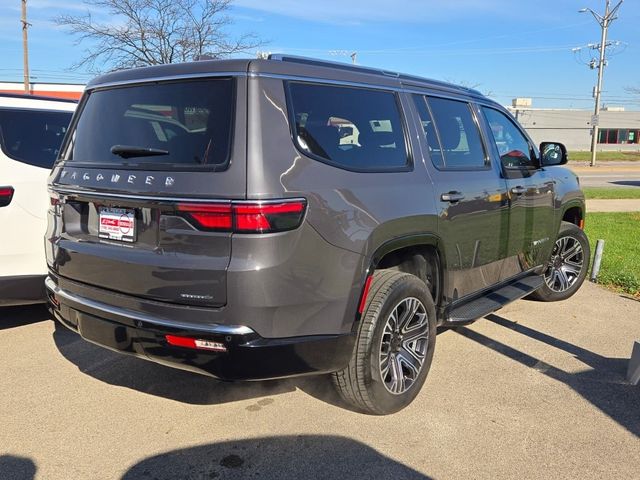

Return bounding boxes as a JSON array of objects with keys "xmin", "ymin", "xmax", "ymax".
[{"xmin": 47, "ymin": 76, "xmax": 246, "ymax": 307}]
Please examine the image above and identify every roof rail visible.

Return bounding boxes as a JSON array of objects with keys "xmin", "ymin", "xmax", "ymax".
[
  {"xmin": 267, "ymin": 53, "xmax": 485, "ymax": 97},
  {"xmin": 268, "ymin": 54, "xmax": 400, "ymax": 78}
]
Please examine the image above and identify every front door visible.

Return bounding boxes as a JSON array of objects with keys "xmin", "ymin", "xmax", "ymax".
[
  {"xmin": 480, "ymin": 106, "xmax": 556, "ymax": 280},
  {"xmin": 412, "ymin": 94, "xmax": 510, "ymax": 303}
]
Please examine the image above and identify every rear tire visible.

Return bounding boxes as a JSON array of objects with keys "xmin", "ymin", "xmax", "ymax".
[
  {"xmin": 530, "ymin": 221, "xmax": 590, "ymax": 302},
  {"xmin": 332, "ymin": 269, "xmax": 436, "ymax": 415}
]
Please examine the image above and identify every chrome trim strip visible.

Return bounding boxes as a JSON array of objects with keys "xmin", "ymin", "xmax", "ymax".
[
  {"xmin": 50, "ymin": 187, "xmax": 306, "ymax": 205},
  {"xmin": 45, "ymin": 276, "xmax": 254, "ymax": 335},
  {"xmin": 250, "ymin": 72, "xmax": 402, "ymax": 92},
  {"xmin": 86, "ymin": 71, "xmax": 248, "ymax": 91}
]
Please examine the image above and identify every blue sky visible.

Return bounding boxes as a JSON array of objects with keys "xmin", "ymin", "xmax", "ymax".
[{"xmin": 0, "ymin": 0, "xmax": 638, "ymax": 109}]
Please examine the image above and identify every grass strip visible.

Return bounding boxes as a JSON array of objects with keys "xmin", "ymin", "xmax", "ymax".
[{"xmin": 584, "ymin": 212, "xmax": 640, "ymax": 296}]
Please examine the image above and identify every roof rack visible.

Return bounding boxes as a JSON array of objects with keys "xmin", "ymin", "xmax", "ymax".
[
  {"xmin": 268, "ymin": 54, "xmax": 400, "ymax": 78},
  {"xmin": 267, "ymin": 54, "xmax": 483, "ymax": 97}
]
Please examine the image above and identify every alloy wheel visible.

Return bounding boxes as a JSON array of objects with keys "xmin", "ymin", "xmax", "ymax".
[
  {"xmin": 379, "ymin": 297, "xmax": 429, "ymax": 395},
  {"xmin": 544, "ymin": 235, "xmax": 585, "ymax": 292}
]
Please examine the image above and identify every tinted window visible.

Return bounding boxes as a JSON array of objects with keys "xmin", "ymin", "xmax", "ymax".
[
  {"xmin": 482, "ymin": 107, "xmax": 535, "ymax": 168},
  {"xmin": 70, "ymin": 79, "xmax": 234, "ymax": 169},
  {"xmin": 413, "ymin": 95, "xmax": 444, "ymax": 168},
  {"xmin": 426, "ymin": 97, "xmax": 486, "ymax": 169},
  {"xmin": 287, "ymin": 82, "xmax": 408, "ymax": 171},
  {"xmin": 0, "ymin": 108, "xmax": 72, "ymax": 168}
]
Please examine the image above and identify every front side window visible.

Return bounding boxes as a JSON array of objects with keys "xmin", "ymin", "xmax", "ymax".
[
  {"xmin": 482, "ymin": 107, "xmax": 536, "ymax": 169},
  {"xmin": 69, "ymin": 78, "xmax": 234, "ymax": 170},
  {"xmin": 287, "ymin": 82, "xmax": 409, "ymax": 171},
  {"xmin": 0, "ymin": 108, "xmax": 72, "ymax": 168},
  {"xmin": 425, "ymin": 97, "xmax": 487, "ymax": 169}
]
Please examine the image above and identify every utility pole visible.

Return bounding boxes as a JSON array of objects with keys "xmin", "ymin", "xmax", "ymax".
[
  {"xmin": 580, "ymin": 0, "xmax": 624, "ymax": 167},
  {"xmin": 21, "ymin": 0, "xmax": 30, "ymax": 94}
]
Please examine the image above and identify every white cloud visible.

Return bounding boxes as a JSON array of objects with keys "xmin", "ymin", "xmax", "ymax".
[{"xmin": 234, "ymin": 0, "xmax": 510, "ymax": 24}]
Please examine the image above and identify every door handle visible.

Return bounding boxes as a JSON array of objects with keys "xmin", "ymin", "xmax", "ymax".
[
  {"xmin": 441, "ymin": 191, "xmax": 465, "ymax": 203},
  {"xmin": 510, "ymin": 186, "xmax": 526, "ymax": 195}
]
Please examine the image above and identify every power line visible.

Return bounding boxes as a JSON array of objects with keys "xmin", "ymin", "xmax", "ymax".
[{"xmin": 577, "ymin": 0, "xmax": 625, "ymax": 166}]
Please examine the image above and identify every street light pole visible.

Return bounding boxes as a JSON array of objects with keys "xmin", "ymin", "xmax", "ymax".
[
  {"xmin": 21, "ymin": 0, "xmax": 30, "ymax": 94},
  {"xmin": 581, "ymin": 0, "xmax": 624, "ymax": 167}
]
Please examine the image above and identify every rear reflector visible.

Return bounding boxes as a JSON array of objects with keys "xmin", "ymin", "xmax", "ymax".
[
  {"xmin": 358, "ymin": 275, "xmax": 374, "ymax": 314},
  {"xmin": 0, "ymin": 186, "xmax": 14, "ymax": 207},
  {"xmin": 177, "ymin": 199, "xmax": 306, "ymax": 233},
  {"xmin": 165, "ymin": 335, "xmax": 228, "ymax": 352}
]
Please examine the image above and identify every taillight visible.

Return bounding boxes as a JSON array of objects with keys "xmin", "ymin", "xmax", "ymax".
[
  {"xmin": 177, "ymin": 199, "xmax": 306, "ymax": 233},
  {"xmin": 0, "ymin": 186, "xmax": 14, "ymax": 207},
  {"xmin": 177, "ymin": 203, "xmax": 232, "ymax": 230}
]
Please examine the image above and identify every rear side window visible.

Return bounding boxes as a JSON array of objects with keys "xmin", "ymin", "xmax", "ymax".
[
  {"xmin": 287, "ymin": 82, "xmax": 409, "ymax": 171},
  {"xmin": 0, "ymin": 108, "xmax": 72, "ymax": 169},
  {"xmin": 69, "ymin": 78, "xmax": 234, "ymax": 170},
  {"xmin": 413, "ymin": 95, "xmax": 444, "ymax": 168},
  {"xmin": 418, "ymin": 96, "xmax": 487, "ymax": 169}
]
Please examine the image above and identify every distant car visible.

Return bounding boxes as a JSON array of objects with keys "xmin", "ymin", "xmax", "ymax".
[{"xmin": 0, "ymin": 93, "xmax": 76, "ymax": 306}]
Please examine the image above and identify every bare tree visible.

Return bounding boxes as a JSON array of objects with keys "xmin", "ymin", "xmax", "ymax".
[{"xmin": 55, "ymin": 0, "xmax": 264, "ymax": 72}]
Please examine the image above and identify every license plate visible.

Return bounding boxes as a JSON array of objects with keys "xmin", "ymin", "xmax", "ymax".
[{"xmin": 99, "ymin": 207, "xmax": 136, "ymax": 243}]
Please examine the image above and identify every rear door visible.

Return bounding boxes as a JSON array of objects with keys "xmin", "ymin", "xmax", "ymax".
[
  {"xmin": 412, "ymin": 94, "xmax": 510, "ymax": 302},
  {"xmin": 479, "ymin": 106, "xmax": 556, "ymax": 279},
  {"xmin": 48, "ymin": 76, "xmax": 246, "ymax": 307}
]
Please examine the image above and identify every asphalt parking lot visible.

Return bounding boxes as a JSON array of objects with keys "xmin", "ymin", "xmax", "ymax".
[{"xmin": 1, "ymin": 282, "xmax": 638, "ymax": 480}]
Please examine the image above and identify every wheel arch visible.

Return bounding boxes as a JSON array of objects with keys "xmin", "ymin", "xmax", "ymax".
[
  {"xmin": 561, "ymin": 203, "xmax": 584, "ymax": 228},
  {"xmin": 366, "ymin": 234, "xmax": 445, "ymax": 315}
]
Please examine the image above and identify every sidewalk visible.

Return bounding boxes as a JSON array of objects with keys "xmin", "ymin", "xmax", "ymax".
[
  {"xmin": 586, "ymin": 199, "xmax": 640, "ymax": 212},
  {"xmin": 569, "ymin": 161, "xmax": 640, "ymax": 174}
]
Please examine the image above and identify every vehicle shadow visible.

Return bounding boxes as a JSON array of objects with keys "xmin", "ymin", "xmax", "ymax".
[
  {"xmin": 456, "ymin": 313, "xmax": 639, "ymax": 437},
  {"xmin": 0, "ymin": 304, "xmax": 50, "ymax": 331},
  {"xmin": 121, "ymin": 435, "xmax": 432, "ymax": 480},
  {"xmin": 611, "ymin": 181, "xmax": 640, "ymax": 187},
  {"xmin": 0, "ymin": 455, "xmax": 36, "ymax": 480},
  {"xmin": 51, "ymin": 321, "xmax": 352, "ymax": 410}
]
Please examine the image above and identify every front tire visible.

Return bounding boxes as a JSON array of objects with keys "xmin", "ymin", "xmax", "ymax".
[
  {"xmin": 530, "ymin": 221, "xmax": 590, "ymax": 302},
  {"xmin": 332, "ymin": 270, "xmax": 436, "ymax": 415}
]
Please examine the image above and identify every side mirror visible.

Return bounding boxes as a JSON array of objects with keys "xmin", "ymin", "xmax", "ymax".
[{"xmin": 539, "ymin": 142, "xmax": 568, "ymax": 166}]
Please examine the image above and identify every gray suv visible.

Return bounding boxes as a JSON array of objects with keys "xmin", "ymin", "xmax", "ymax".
[{"xmin": 46, "ymin": 55, "xmax": 589, "ymax": 414}]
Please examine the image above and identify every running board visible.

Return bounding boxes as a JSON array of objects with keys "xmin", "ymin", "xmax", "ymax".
[{"xmin": 445, "ymin": 274, "xmax": 544, "ymax": 325}]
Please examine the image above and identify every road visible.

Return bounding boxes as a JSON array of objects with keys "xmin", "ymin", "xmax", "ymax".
[
  {"xmin": 570, "ymin": 163, "xmax": 640, "ymax": 188},
  {"xmin": 1, "ymin": 282, "xmax": 638, "ymax": 479}
]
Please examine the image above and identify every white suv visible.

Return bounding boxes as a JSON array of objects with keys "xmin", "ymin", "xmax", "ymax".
[{"xmin": 0, "ymin": 93, "xmax": 75, "ymax": 306}]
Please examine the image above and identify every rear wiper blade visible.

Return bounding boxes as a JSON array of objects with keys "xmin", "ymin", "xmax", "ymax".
[{"xmin": 110, "ymin": 144, "xmax": 169, "ymax": 159}]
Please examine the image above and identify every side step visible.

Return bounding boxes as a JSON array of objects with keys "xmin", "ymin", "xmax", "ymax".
[{"xmin": 445, "ymin": 274, "xmax": 544, "ymax": 325}]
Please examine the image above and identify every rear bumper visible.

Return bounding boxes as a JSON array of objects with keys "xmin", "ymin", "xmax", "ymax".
[
  {"xmin": 46, "ymin": 276, "xmax": 354, "ymax": 380},
  {"xmin": 0, "ymin": 275, "xmax": 46, "ymax": 306}
]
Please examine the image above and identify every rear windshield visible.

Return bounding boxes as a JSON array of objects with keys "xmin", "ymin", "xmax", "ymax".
[
  {"xmin": 0, "ymin": 108, "xmax": 72, "ymax": 169},
  {"xmin": 68, "ymin": 78, "xmax": 234, "ymax": 170}
]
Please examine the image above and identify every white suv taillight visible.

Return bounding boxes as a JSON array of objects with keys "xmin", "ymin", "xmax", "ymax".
[{"xmin": 0, "ymin": 186, "xmax": 14, "ymax": 207}]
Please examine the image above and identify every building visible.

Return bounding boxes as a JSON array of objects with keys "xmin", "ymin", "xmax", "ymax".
[
  {"xmin": 0, "ymin": 82, "xmax": 83, "ymax": 100},
  {"xmin": 507, "ymin": 98, "xmax": 640, "ymax": 151}
]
